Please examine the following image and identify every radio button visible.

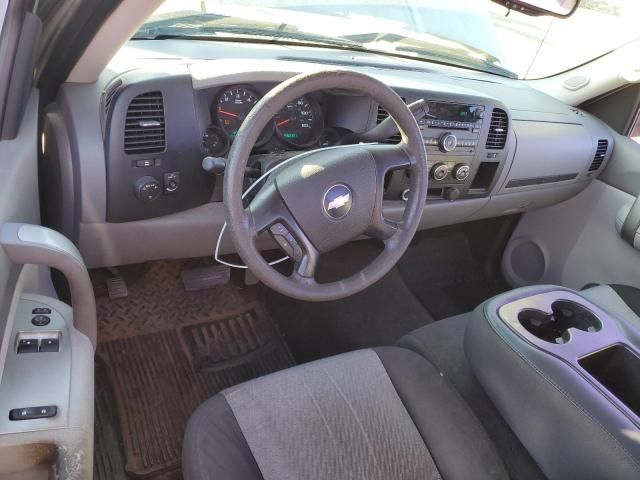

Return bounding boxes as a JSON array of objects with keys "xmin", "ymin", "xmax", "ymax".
[
  {"xmin": 431, "ymin": 163, "xmax": 449, "ymax": 181},
  {"xmin": 453, "ymin": 164, "xmax": 471, "ymax": 181},
  {"xmin": 439, "ymin": 133, "xmax": 458, "ymax": 153}
]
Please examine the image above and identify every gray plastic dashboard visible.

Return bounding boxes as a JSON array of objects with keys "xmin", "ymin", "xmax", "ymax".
[{"xmin": 45, "ymin": 40, "xmax": 615, "ymax": 268}]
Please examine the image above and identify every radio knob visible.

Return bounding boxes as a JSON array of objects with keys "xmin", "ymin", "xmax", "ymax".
[
  {"xmin": 133, "ymin": 176, "xmax": 161, "ymax": 202},
  {"xmin": 431, "ymin": 162, "xmax": 449, "ymax": 182},
  {"xmin": 453, "ymin": 163, "xmax": 471, "ymax": 181},
  {"xmin": 439, "ymin": 133, "xmax": 458, "ymax": 153}
]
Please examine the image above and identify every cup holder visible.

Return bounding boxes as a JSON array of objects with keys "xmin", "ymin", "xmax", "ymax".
[{"xmin": 517, "ymin": 300, "xmax": 602, "ymax": 344}]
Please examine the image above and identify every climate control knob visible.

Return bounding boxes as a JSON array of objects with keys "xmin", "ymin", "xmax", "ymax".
[
  {"xmin": 431, "ymin": 162, "xmax": 449, "ymax": 182},
  {"xmin": 133, "ymin": 176, "xmax": 161, "ymax": 202},
  {"xmin": 439, "ymin": 133, "xmax": 458, "ymax": 153},
  {"xmin": 453, "ymin": 163, "xmax": 471, "ymax": 181}
]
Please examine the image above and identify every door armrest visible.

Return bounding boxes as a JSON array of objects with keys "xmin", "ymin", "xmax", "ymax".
[{"xmin": 0, "ymin": 223, "xmax": 96, "ymax": 347}]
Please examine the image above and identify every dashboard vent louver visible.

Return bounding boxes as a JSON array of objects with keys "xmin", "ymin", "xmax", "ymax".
[
  {"xmin": 377, "ymin": 99, "xmax": 405, "ymax": 144},
  {"xmin": 101, "ymin": 79, "xmax": 123, "ymax": 137},
  {"xmin": 589, "ymin": 139, "xmax": 608, "ymax": 171},
  {"xmin": 103, "ymin": 79, "xmax": 123, "ymax": 118},
  {"xmin": 485, "ymin": 108, "xmax": 508, "ymax": 149},
  {"xmin": 124, "ymin": 91, "xmax": 166, "ymax": 154}
]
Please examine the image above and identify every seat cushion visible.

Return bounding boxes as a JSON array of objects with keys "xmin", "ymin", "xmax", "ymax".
[
  {"xmin": 183, "ymin": 347, "xmax": 508, "ymax": 480},
  {"xmin": 397, "ymin": 313, "xmax": 545, "ymax": 480},
  {"xmin": 582, "ymin": 284, "xmax": 640, "ymax": 329}
]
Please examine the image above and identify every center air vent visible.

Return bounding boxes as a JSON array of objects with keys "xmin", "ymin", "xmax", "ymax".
[
  {"xmin": 124, "ymin": 91, "xmax": 166, "ymax": 154},
  {"xmin": 485, "ymin": 108, "xmax": 508, "ymax": 149},
  {"xmin": 377, "ymin": 98, "xmax": 405, "ymax": 144},
  {"xmin": 589, "ymin": 139, "xmax": 608, "ymax": 171}
]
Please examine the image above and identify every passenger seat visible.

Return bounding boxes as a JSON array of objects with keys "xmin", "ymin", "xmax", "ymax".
[{"xmin": 581, "ymin": 284, "xmax": 640, "ymax": 328}]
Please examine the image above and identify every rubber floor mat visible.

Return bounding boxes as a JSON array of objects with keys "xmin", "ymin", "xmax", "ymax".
[{"xmin": 93, "ymin": 260, "xmax": 294, "ymax": 480}]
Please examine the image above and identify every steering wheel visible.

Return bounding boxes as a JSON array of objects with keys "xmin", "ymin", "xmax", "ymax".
[{"xmin": 223, "ymin": 70, "xmax": 428, "ymax": 301}]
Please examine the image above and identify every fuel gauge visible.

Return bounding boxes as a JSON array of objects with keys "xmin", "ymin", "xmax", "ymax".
[{"xmin": 202, "ymin": 126, "xmax": 229, "ymax": 156}]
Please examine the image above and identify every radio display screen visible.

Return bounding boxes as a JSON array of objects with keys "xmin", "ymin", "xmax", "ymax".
[{"xmin": 428, "ymin": 102, "xmax": 479, "ymax": 122}]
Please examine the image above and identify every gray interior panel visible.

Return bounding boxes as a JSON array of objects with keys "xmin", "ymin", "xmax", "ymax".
[
  {"xmin": 503, "ymin": 179, "xmax": 640, "ymax": 290},
  {"xmin": 0, "ymin": 90, "xmax": 40, "ymax": 354},
  {"xmin": 46, "ymin": 42, "xmax": 618, "ymax": 267},
  {"xmin": 600, "ymin": 133, "xmax": 640, "ymax": 197}
]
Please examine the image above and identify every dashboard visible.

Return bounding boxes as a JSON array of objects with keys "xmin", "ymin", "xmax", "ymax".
[{"xmin": 43, "ymin": 40, "xmax": 615, "ymax": 268}]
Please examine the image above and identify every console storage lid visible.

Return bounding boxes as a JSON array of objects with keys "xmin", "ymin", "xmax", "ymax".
[{"xmin": 465, "ymin": 285, "xmax": 640, "ymax": 480}]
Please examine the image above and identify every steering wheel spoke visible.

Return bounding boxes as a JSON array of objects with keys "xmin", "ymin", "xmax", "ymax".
[
  {"xmin": 290, "ymin": 243, "xmax": 319, "ymax": 280},
  {"xmin": 246, "ymin": 182, "xmax": 290, "ymax": 236},
  {"xmin": 365, "ymin": 218, "xmax": 400, "ymax": 243},
  {"xmin": 365, "ymin": 143, "xmax": 415, "ymax": 173},
  {"xmin": 247, "ymin": 181, "xmax": 320, "ymax": 273}
]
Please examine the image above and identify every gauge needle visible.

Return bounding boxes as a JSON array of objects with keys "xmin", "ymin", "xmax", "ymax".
[
  {"xmin": 218, "ymin": 109, "xmax": 240, "ymax": 118},
  {"xmin": 276, "ymin": 118, "xmax": 291, "ymax": 127}
]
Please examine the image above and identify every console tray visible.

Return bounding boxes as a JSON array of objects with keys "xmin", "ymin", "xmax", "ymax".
[{"xmin": 498, "ymin": 289, "xmax": 640, "ymax": 425}]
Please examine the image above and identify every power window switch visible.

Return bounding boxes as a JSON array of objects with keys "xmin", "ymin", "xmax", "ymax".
[
  {"xmin": 39, "ymin": 338, "xmax": 60, "ymax": 353},
  {"xmin": 9, "ymin": 405, "xmax": 57, "ymax": 421},
  {"xmin": 32, "ymin": 307, "xmax": 51, "ymax": 315},
  {"xmin": 17, "ymin": 338, "xmax": 38, "ymax": 354}
]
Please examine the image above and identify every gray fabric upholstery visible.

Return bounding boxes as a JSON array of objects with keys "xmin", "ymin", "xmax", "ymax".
[
  {"xmin": 183, "ymin": 346, "xmax": 509, "ymax": 480},
  {"xmin": 183, "ymin": 394, "xmax": 263, "ymax": 480},
  {"xmin": 397, "ymin": 315, "xmax": 544, "ymax": 480},
  {"xmin": 223, "ymin": 349, "xmax": 440, "ymax": 480},
  {"xmin": 375, "ymin": 346, "xmax": 509, "ymax": 480},
  {"xmin": 582, "ymin": 285, "xmax": 640, "ymax": 330}
]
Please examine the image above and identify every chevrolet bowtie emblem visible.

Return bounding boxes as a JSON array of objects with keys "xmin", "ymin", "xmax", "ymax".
[
  {"xmin": 323, "ymin": 184, "xmax": 353, "ymax": 219},
  {"xmin": 327, "ymin": 193, "xmax": 351, "ymax": 211}
]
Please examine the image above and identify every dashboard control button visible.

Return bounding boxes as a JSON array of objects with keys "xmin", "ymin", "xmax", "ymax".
[
  {"xmin": 269, "ymin": 224, "xmax": 302, "ymax": 261},
  {"xmin": 439, "ymin": 133, "xmax": 458, "ymax": 153},
  {"xmin": 453, "ymin": 164, "xmax": 471, "ymax": 181},
  {"xmin": 39, "ymin": 338, "xmax": 60, "ymax": 353},
  {"xmin": 9, "ymin": 405, "xmax": 57, "ymax": 421},
  {"xmin": 31, "ymin": 315, "xmax": 51, "ymax": 327},
  {"xmin": 32, "ymin": 307, "xmax": 51, "ymax": 315},
  {"xmin": 163, "ymin": 172, "xmax": 180, "ymax": 194},
  {"xmin": 444, "ymin": 187, "xmax": 461, "ymax": 201},
  {"xmin": 17, "ymin": 339, "xmax": 38, "ymax": 354},
  {"xmin": 431, "ymin": 163, "xmax": 449, "ymax": 181},
  {"xmin": 133, "ymin": 176, "xmax": 161, "ymax": 202},
  {"xmin": 135, "ymin": 159, "xmax": 154, "ymax": 168}
]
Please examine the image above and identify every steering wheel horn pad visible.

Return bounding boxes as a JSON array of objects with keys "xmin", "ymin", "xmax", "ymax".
[
  {"xmin": 224, "ymin": 70, "xmax": 428, "ymax": 301},
  {"xmin": 274, "ymin": 146, "xmax": 377, "ymax": 253}
]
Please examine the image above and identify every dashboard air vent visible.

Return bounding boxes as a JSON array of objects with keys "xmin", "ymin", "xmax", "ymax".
[
  {"xmin": 124, "ymin": 91, "xmax": 166, "ymax": 154},
  {"xmin": 101, "ymin": 79, "xmax": 123, "ymax": 137},
  {"xmin": 589, "ymin": 139, "xmax": 608, "ymax": 171},
  {"xmin": 376, "ymin": 98, "xmax": 405, "ymax": 144},
  {"xmin": 485, "ymin": 108, "xmax": 508, "ymax": 150},
  {"xmin": 103, "ymin": 80, "xmax": 123, "ymax": 118}
]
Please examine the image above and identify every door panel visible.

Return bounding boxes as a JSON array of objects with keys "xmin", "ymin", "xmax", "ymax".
[
  {"xmin": 503, "ymin": 130, "xmax": 640, "ymax": 289},
  {"xmin": 0, "ymin": 90, "xmax": 40, "ymax": 347}
]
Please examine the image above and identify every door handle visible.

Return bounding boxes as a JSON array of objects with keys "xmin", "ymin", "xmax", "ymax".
[{"xmin": 0, "ymin": 223, "xmax": 96, "ymax": 348}]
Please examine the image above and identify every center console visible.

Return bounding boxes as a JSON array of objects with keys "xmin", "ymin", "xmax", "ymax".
[
  {"xmin": 466, "ymin": 285, "xmax": 640, "ymax": 480},
  {"xmin": 383, "ymin": 98, "xmax": 511, "ymax": 202}
]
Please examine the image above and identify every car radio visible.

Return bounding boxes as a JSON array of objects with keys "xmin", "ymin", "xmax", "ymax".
[
  {"xmin": 419, "ymin": 101, "xmax": 484, "ymax": 158},
  {"xmin": 383, "ymin": 99, "xmax": 508, "ymax": 202}
]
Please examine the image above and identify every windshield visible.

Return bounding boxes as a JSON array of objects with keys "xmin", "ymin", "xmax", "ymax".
[{"xmin": 135, "ymin": 0, "xmax": 640, "ymax": 79}]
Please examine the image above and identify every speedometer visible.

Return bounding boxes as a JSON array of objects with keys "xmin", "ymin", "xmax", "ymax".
[
  {"xmin": 274, "ymin": 96, "xmax": 322, "ymax": 147},
  {"xmin": 215, "ymin": 86, "xmax": 273, "ymax": 146}
]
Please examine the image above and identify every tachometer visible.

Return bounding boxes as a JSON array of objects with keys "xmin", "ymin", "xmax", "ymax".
[
  {"xmin": 274, "ymin": 96, "xmax": 322, "ymax": 147},
  {"xmin": 215, "ymin": 86, "xmax": 273, "ymax": 146}
]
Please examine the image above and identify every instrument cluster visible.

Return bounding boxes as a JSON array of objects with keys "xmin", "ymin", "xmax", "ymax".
[{"xmin": 203, "ymin": 84, "xmax": 337, "ymax": 156}]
